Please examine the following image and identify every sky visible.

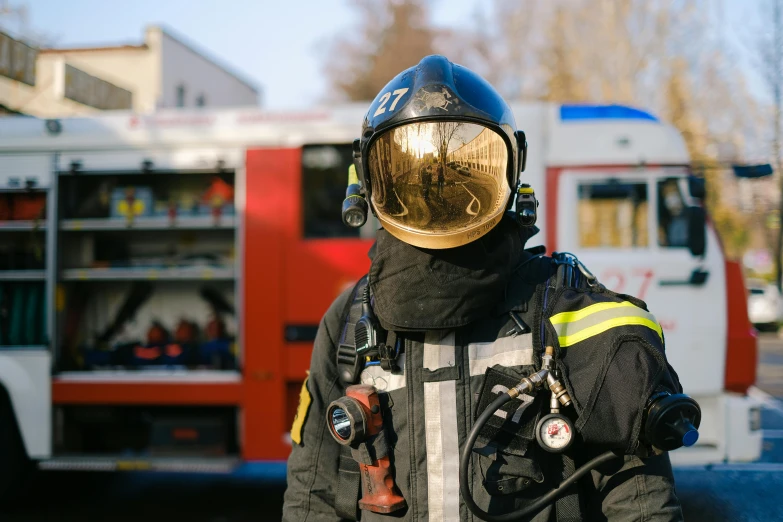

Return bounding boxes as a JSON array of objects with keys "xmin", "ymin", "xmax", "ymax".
[
  {"xmin": 0, "ymin": 0, "xmax": 769, "ymax": 109},
  {"xmin": 10, "ymin": 0, "xmax": 481, "ymax": 109}
]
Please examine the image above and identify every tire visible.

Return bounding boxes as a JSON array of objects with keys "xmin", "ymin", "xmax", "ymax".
[{"xmin": 0, "ymin": 396, "xmax": 33, "ymax": 506}]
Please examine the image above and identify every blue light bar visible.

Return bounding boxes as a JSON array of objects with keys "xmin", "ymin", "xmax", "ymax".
[
  {"xmin": 732, "ymin": 164, "xmax": 773, "ymax": 178},
  {"xmin": 560, "ymin": 104, "xmax": 658, "ymax": 122}
]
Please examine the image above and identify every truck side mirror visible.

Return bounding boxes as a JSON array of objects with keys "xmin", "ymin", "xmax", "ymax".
[
  {"xmin": 688, "ymin": 176, "xmax": 705, "ymax": 199},
  {"xmin": 686, "ymin": 206, "xmax": 706, "ymax": 257}
]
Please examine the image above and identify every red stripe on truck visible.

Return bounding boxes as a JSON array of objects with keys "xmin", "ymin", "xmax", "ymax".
[{"xmin": 724, "ymin": 259, "xmax": 757, "ymax": 394}]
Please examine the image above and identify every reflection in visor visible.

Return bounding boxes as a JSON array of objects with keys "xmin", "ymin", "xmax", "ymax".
[{"xmin": 368, "ymin": 122, "xmax": 509, "ymax": 236}]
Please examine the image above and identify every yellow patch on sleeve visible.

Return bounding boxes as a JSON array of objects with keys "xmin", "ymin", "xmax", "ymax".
[{"xmin": 290, "ymin": 372, "xmax": 312, "ymax": 446}]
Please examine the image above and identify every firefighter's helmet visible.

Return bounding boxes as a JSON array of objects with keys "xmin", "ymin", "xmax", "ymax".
[{"xmin": 356, "ymin": 55, "xmax": 527, "ymax": 249}]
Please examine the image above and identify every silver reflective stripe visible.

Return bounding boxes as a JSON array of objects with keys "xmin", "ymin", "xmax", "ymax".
[
  {"xmin": 424, "ymin": 331, "xmax": 456, "ymax": 370},
  {"xmin": 468, "ymin": 334, "xmax": 533, "ymax": 376},
  {"xmin": 359, "ymin": 352, "xmax": 406, "ymax": 392},
  {"xmin": 439, "ymin": 380, "xmax": 460, "ymax": 519},
  {"xmin": 550, "ymin": 305, "xmax": 655, "ymax": 338},
  {"xmin": 423, "ymin": 330, "xmax": 460, "ymax": 521},
  {"xmin": 549, "ymin": 301, "xmax": 662, "ymax": 347}
]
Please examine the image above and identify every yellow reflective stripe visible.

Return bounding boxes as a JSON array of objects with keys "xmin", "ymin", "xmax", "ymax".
[
  {"xmin": 550, "ymin": 301, "xmax": 637, "ymax": 325},
  {"xmin": 558, "ymin": 316, "xmax": 663, "ymax": 347},
  {"xmin": 290, "ymin": 371, "xmax": 311, "ymax": 445}
]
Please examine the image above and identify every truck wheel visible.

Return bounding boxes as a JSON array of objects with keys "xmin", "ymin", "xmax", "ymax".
[{"xmin": 0, "ymin": 399, "xmax": 32, "ymax": 505}]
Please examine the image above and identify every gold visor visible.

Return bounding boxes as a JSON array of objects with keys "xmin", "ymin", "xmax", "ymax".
[{"xmin": 368, "ymin": 122, "xmax": 510, "ymax": 249}]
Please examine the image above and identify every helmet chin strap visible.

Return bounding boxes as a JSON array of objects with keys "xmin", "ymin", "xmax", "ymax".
[{"xmin": 515, "ymin": 130, "xmax": 528, "ymax": 174}]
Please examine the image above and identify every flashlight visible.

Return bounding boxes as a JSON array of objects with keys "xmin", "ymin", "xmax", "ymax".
[
  {"xmin": 515, "ymin": 184, "xmax": 538, "ymax": 227},
  {"xmin": 342, "ymin": 165, "xmax": 368, "ymax": 228},
  {"xmin": 327, "ymin": 385, "xmax": 406, "ymax": 514}
]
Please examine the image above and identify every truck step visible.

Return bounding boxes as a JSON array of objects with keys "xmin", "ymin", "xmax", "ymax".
[{"xmin": 38, "ymin": 456, "xmax": 240, "ymax": 473}]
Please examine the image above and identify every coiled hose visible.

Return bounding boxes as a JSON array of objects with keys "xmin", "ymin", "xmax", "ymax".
[{"xmin": 459, "ymin": 392, "xmax": 621, "ymax": 521}]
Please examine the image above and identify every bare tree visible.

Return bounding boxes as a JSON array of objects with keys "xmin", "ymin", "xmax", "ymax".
[
  {"xmin": 320, "ymin": 0, "xmax": 436, "ymax": 102},
  {"xmin": 448, "ymin": 0, "xmax": 759, "ymax": 258},
  {"xmin": 431, "ymin": 121, "xmax": 464, "ymax": 169},
  {"xmin": 325, "ymin": 0, "xmax": 763, "ymax": 257},
  {"xmin": 755, "ymin": 0, "xmax": 783, "ymax": 289},
  {"xmin": 0, "ymin": 0, "xmax": 57, "ymax": 47},
  {"xmin": 540, "ymin": 5, "xmax": 586, "ymax": 102}
]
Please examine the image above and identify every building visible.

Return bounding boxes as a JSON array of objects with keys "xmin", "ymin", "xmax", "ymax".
[{"xmin": 0, "ymin": 25, "xmax": 260, "ymax": 117}]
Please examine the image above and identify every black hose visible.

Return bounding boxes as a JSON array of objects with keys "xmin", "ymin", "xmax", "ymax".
[{"xmin": 459, "ymin": 392, "xmax": 621, "ymax": 522}]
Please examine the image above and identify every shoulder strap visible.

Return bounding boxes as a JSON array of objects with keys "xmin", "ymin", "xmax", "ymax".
[
  {"xmin": 555, "ymin": 452, "xmax": 583, "ymax": 522},
  {"xmin": 551, "ymin": 252, "xmax": 599, "ymax": 292},
  {"xmin": 335, "ymin": 445, "xmax": 361, "ymax": 520},
  {"xmin": 336, "ymin": 275, "xmax": 369, "ymax": 385},
  {"xmin": 546, "ymin": 253, "xmax": 595, "ymax": 521}
]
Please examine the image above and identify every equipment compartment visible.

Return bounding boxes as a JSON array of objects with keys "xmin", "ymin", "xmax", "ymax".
[{"xmin": 55, "ymin": 166, "xmax": 239, "ymax": 372}]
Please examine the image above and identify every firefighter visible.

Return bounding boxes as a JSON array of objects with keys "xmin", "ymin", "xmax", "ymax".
[{"xmin": 283, "ymin": 55, "xmax": 687, "ymax": 522}]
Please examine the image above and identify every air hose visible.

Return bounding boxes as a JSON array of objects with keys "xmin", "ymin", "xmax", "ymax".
[{"xmin": 458, "ymin": 391, "xmax": 621, "ymax": 522}]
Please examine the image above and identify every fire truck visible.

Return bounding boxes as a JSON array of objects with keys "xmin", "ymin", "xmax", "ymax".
[{"xmin": 0, "ymin": 102, "xmax": 760, "ymax": 495}]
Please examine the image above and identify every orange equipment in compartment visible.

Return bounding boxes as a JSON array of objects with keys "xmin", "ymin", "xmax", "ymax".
[
  {"xmin": 202, "ymin": 177, "xmax": 234, "ymax": 219},
  {"xmin": 0, "ymin": 193, "xmax": 46, "ymax": 221}
]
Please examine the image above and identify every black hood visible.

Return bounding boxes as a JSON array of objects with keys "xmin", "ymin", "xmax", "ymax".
[{"xmin": 368, "ymin": 215, "xmax": 538, "ymax": 331}]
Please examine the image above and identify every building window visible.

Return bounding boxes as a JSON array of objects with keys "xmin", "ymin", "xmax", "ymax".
[
  {"xmin": 176, "ymin": 84, "xmax": 186, "ymax": 107},
  {"xmin": 196, "ymin": 94, "xmax": 206, "ymax": 107}
]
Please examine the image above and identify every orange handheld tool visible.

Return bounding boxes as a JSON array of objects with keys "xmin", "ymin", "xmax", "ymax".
[{"xmin": 327, "ymin": 384, "xmax": 406, "ymax": 514}]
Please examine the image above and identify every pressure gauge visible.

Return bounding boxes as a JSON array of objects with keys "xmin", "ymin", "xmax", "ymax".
[{"xmin": 536, "ymin": 413, "xmax": 574, "ymax": 453}]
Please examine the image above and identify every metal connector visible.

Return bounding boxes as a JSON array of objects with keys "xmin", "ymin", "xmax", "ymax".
[
  {"xmin": 541, "ymin": 346, "xmax": 555, "ymax": 372},
  {"xmin": 509, "ymin": 369, "xmax": 549, "ymax": 398},
  {"xmin": 547, "ymin": 372, "xmax": 572, "ymax": 408},
  {"xmin": 550, "ymin": 392, "xmax": 560, "ymax": 413}
]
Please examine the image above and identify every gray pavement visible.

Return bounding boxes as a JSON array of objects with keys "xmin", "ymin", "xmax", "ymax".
[
  {"xmin": 672, "ymin": 331, "xmax": 783, "ymax": 521},
  {"xmin": 757, "ymin": 333, "xmax": 783, "ymax": 397},
  {"xmin": 4, "ymin": 333, "xmax": 783, "ymax": 521}
]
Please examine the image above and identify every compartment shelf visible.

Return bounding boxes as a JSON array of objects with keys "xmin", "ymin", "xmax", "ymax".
[
  {"xmin": 0, "ymin": 221, "xmax": 46, "ymax": 231},
  {"xmin": 60, "ymin": 216, "xmax": 235, "ymax": 231},
  {"xmin": 61, "ymin": 266, "xmax": 235, "ymax": 281},
  {"xmin": 38, "ymin": 456, "xmax": 242, "ymax": 474},
  {"xmin": 0, "ymin": 270, "xmax": 46, "ymax": 280},
  {"xmin": 55, "ymin": 369, "xmax": 242, "ymax": 382}
]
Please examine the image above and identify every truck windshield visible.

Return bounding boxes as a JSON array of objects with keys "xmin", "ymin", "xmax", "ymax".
[{"xmin": 577, "ymin": 181, "xmax": 648, "ymax": 248}]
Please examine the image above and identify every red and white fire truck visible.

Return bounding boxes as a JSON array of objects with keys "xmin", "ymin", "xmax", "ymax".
[{"xmin": 0, "ymin": 102, "xmax": 760, "ymax": 494}]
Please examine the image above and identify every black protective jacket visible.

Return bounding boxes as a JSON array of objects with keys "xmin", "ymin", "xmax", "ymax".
[{"xmin": 283, "ymin": 217, "xmax": 684, "ymax": 522}]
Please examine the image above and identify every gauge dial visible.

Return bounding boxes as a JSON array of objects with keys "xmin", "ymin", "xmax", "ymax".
[{"xmin": 536, "ymin": 414, "xmax": 574, "ymax": 453}]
